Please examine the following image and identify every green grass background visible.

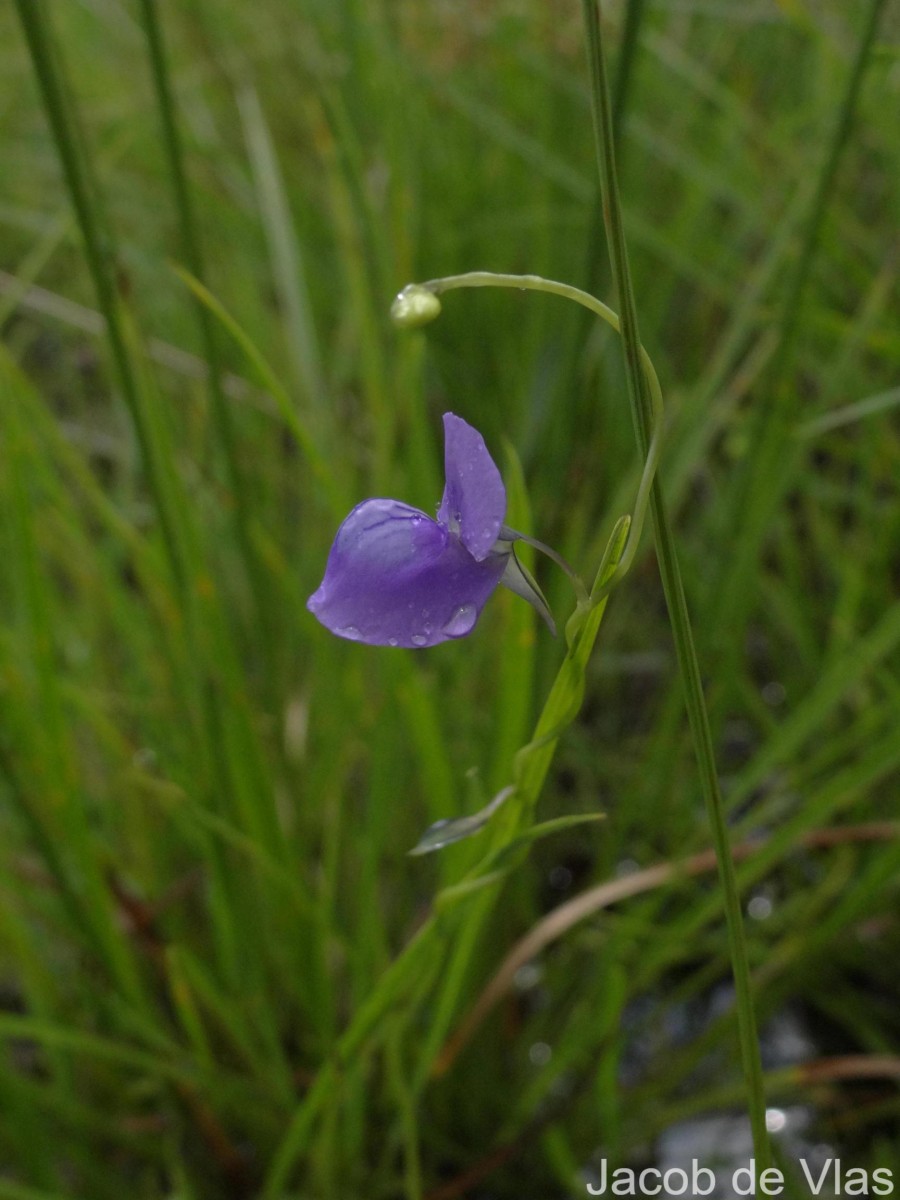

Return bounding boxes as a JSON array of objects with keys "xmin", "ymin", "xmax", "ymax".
[{"xmin": 1, "ymin": 0, "xmax": 899, "ymax": 1196}]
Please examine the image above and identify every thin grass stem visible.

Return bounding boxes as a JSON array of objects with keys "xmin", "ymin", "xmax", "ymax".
[
  {"xmin": 13, "ymin": 0, "xmax": 189, "ymax": 593},
  {"xmin": 136, "ymin": 0, "xmax": 278, "ymax": 665},
  {"xmin": 581, "ymin": 0, "xmax": 772, "ymax": 1171}
]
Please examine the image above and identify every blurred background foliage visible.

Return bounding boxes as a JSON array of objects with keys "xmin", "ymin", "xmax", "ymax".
[{"xmin": 1, "ymin": 0, "xmax": 899, "ymax": 1196}]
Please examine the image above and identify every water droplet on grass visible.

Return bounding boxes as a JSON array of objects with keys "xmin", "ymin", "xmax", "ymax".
[{"xmin": 766, "ymin": 1108, "xmax": 787, "ymax": 1134}]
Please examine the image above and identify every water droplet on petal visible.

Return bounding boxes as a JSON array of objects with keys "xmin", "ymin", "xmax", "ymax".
[
  {"xmin": 338, "ymin": 625, "xmax": 361, "ymax": 640},
  {"xmin": 442, "ymin": 603, "xmax": 477, "ymax": 638},
  {"xmin": 388, "ymin": 637, "xmax": 399, "ymax": 647},
  {"xmin": 411, "ymin": 634, "xmax": 428, "ymax": 647},
  {"xmin": 423, "ymin": 623, "xmax": 433, "ymax": 636}
]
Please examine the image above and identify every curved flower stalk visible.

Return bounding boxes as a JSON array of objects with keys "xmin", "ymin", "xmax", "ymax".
[
  {"xmin": 394, "ymin": 272, "xmax": 665, "ymax": 629},
  {"xmin": 307, "ymin": 413, "xmax": 559, "ymax": 647},
  {"xmin": 311, "ymin": 272, "xmax": 664, "ymax": 655}
]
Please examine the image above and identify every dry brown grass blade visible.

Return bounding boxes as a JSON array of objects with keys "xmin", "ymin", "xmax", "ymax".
[{"xmin": 434, "ymin": 822, "xmax": 899, "ymax": 1077}]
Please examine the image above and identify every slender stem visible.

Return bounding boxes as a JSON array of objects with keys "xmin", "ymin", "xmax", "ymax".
[
  {"xmin": 13, "ymin": 0, "xmax": 188, "ymax": 593},
  {"xmin": 137, "ymin": 0, "xmax": 246, "ymax": 524},
  {"xmin": 582, "ymin": 0, "xmax": 772, "ymax": 1172},
  {"xmin": 136, "ymin": 0, "xmax": 279, "ymax": 676},
  {"xmin": 425, "ymin": 271, "xmax": 661, "ymax": 410},
  {"xmin": 771, "ymin": 0, "xmax": 887, "ymax": 377}
]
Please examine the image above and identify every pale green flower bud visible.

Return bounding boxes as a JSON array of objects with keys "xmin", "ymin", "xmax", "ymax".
[{"xmin": 390, "ymin": 285, "xmax": 442, "ymax": 329}]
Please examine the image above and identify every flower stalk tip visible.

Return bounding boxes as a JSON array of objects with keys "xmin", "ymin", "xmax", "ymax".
[{"xmin": 390, "ymin": 285, "xmax": 442, "ymax": 329}]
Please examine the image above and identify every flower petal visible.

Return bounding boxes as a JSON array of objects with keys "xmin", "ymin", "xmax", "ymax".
[
  {"xmin": 437, "ymin": 413, "xmax": 506, "ymax": 562},
  {"xmin": 307, "ymin": 498, "xmax": 507, "ymax": 647}
]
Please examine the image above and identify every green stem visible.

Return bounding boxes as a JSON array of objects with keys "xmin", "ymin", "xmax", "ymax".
[
  {"xmin": 13, "ymin": 0, "xmax": 188, "ymax": 593},
  {"xmin": 136, "ymin": 0, "xmax": 279, "ymax": 676},
  {"xmin": 771, "ymin": 0, "xmax": 887, "ymax": 377},
  {"xmin": 136, "ymin": 0, "xmax": 233, "ymax": 460},
  {"xmin": 581, "ymin": 0, "xmax": 772, "ymax": 1173}
]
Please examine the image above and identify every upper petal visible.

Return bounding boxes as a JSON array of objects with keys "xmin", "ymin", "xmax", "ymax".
[
  {"xmin": 437, "ymin": 413, "xmax": 506, "ymax": 562},
  {"xmin": 307, "ymin": 497, "xmax": 507, "ymax": 647}
]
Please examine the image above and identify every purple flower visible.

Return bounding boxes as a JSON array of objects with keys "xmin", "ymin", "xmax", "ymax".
[{"xmin": 308, "ymin": 413, "xmax": 553, "ymax": 647}]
